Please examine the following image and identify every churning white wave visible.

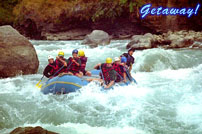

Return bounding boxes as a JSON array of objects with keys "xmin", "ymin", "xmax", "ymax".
[{"xmin": 0, "ymin": 40, "xmax": 202, "ymax": 134}]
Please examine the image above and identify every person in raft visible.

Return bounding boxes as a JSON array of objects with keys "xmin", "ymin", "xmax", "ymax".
[
  {"xmin": 78, "ymin": 50, "xmax": 92, "ymax": 76},
  {"xmin": 120, "ymin": 56, "xmax": 128, "ymax": 69},
  {"xmin": 112, "ymin": 57, "xmax": 127, "ymax": 83},
  {"xmin": 66, "ymin": 49, "xmax": 83, "ymax": 77},
  {"xmin": 43, "ymin": 55, "xmax": 58, "ymax": 78},
  {"xmin": 55, "ymin": 51, "xmax": 68, "ymax": 74},
  {"xmin": 120, "ymin": 48, "xmax": 135, "ymax": 73},
  {"xmin": 89, "ymin": 57, "xmax": 116, "ymax": 89}
]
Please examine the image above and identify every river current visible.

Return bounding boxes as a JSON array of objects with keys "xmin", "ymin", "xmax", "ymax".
[{"xmin": 0, "ymin": 40, "xmax": 202, "ymax": 134}]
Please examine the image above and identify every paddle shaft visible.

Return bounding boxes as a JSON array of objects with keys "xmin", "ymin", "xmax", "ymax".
[
  {"xmin": 36, "ymin": 75, "xmax": 44, "ymax": 87},
  {"xmin": 124, "ymin": 67, "xmax": 137, "ymax": 84},
  {"xmin": 114, "ymin": 70, "xmax": 123, "ymax": 80},
  {"xmin": 40, "ymin": 75, "xmax": 44, "ymax": 80},
  {"xmin": 99, "ymin": 65, "xmax": 106, "ymax": 85},
  {"xmin": 52, "ymin": 65, "xmax": 65, "ymax": 77},
  {"xmin": 51, "ymin": 61, "xmax": 73, "ymax": 78}
]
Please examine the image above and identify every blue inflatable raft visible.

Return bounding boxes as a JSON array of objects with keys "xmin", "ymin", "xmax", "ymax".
[{"xmin": 41, "ymin": 70, "xmax": 133, "ymax": 94}]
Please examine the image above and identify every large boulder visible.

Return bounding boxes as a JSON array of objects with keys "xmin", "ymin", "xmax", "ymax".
[
  {"xmin": 82, "ymin": 30, "xmax": 111, "ymax": 47},
  {"xmin": 126, "ymin": 33, "xmax": 154, "ymax": 50},
  {"xmin": 0, "ymin": 25, "xmax": 39, "ymax": 78},
  {"xmin": 10, "ymin": 126, "xmax": 58, "ymax": 134},
  {"xmin": 165, "ymin": 31, "xmax": 195, "ymax": 48}
]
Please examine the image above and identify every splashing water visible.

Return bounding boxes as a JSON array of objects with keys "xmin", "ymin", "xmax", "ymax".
[{"xmin": 0, "ymin": 40, "xmax": 202, "ymax": 134}]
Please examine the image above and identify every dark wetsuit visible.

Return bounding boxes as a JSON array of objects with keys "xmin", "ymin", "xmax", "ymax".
[{"xmin": 121, "ymin": 53, "xmax": 135, "ymax": 67}]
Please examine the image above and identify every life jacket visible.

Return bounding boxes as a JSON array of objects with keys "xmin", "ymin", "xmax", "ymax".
[
  {"xmin": 67, "ymin": 57, "xmax": 80, "ymax": 73},
  {"xmin": 48, "ymin": 64, "xmax": 55, "ymax": 75},
  {"xmin": 48, "ymin": 63, "xmax": 59, "ymax": 75},
  {"xmin": 112, "ymin": 63, "xmax": 124, "ymax": 82},
  {"xmin": 100, "ymin": 63, "xmax": 114, "ymax": 84},
  {"xmin": 55, "ymin": 58, "xmax": 67, "ymax": 74},
  {"xmin": 80, "ymin": 56, "xmax": 87, "ymax": 73}
]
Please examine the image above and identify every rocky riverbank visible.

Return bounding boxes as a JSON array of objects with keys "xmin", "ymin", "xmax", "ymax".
[
  {"xmin": 126, "ymin": 30, "xmax": 202, "ymax": 50},
  {"xmin": 1, "ymin": 0, "xmax": 201, "ymax": 40}
]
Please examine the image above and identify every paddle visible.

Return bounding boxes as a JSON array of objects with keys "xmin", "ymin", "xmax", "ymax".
[
  {"xmin": 36, "ymin": 75, "xmax": 44, "ymax": 88},
  {"xmin": 114, "ymin": 70, "xmax": 128, "ymax": 85},
  {"xmin": 51, "ymin": 65, "xmax": 65, "ymax": 78},
  {"xmin": 37, "ymin": 65, "xmax": 65, "ymax": 89},
  {"xmin": 124, "ymin": 67, "xmax": 137, "ymax": 84},
  {"xmin": 99, "ymin": 65, "xmax": 106, "ymax": 85}
]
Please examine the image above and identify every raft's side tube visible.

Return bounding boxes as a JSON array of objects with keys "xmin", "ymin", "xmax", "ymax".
[{"xmin": 41, "ymin": 74, "xmax": 89, "ymax": 94}]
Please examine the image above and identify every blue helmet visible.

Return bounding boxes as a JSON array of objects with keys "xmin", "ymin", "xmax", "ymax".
[
  {"xmin": 72, "ymin": 49, "xmax": 78, "ymax": 54},
  {"xmin": 121, "ymin": 56, "xmax": 127, "ymax": 63}
]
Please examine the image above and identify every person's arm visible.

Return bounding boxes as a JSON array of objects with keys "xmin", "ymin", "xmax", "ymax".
[
  {"xmin": 129, "ymin": 63, "xmax": 132, "ymax": 73},
  {"xmin": 56, "ymin": 56, "xmax": 67, "ymax": 67},
  {"xmin": 131, "ymin": 56, "xmax": 135, "ymax": 64},
  {"xmin": 123, "ymin": 72, "xmax": 127, "ymax": 82},
  {"xmin": 94, "ymin": 63, "xmax": 101, "ymax": 69},
  {"xmin": 104, "ymin": 80, "xmax": 115, "ymax": 89},
  {"xmin": 121, "ymin": 53, "xmax": 128, "ymax": 57},
  {"xmin": 120, "ymin": 66, "xmax": 127, "ymax": 82},
  {"xmin": 43, "ymin": 65, "xmax": 51, "ymax": 78},
  {"xmin": 72, "ymin": 59, "xmax": 80, "ymax": 66}
]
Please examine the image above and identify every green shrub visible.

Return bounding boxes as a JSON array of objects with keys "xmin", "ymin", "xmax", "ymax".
[{"xmin": 13, "ymin": 0, "xmax": 145, "ymax": 24}]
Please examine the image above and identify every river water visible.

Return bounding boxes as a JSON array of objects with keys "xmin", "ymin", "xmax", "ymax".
[{"xmin": 0, "ymin": 40, "xmax": 202, "ymax": 134}]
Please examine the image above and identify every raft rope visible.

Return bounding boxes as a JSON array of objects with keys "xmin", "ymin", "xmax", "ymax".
[{"xmin": 41, "ymin": 81, "xmax": 82, "ymax": 90}]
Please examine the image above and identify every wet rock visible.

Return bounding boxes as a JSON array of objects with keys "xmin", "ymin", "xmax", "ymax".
[
  {"xmin": 42, "ymin": 28, "xmax": 92, "ymax": 40},
  {"xmin": 82, "ymin": 30, "xmax": 111, "ymax": 47},
  {"xmin": 166, "ymin": 31, "xmax": 195, "ymax": 48},
  {"xmin": 194, "ymin": 32, "xmax": 202, "ymax": 42},
  {"xmin": 127, "ymin": 30, "xmax": 202, "ymax": 50},
  {"xmin": 10, "ymin": 126, "xmax": 58, "ymax": 134},
  {"xmin": 190, "ymin": 42, "xmax": 202, "ymax": 48},
  {"xmin": 127, "ymin": 33, "xmax": 154, "ymax": 50},
  {"xmin": 0, "ymin": 25, "xmax": 39, "ymax": 78}
]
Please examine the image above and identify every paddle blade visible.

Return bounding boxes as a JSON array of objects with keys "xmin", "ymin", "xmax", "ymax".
[
  {"xmin": 38, "ymin": 84, "xmax": 43, "ymax": 89},
  {"xmin": 36, "ymin": 80, "xmax": 42, "ymax": 88},
  {"xmin": 36, "ymin": 80, "xmax": 41, "ymax": 87}
]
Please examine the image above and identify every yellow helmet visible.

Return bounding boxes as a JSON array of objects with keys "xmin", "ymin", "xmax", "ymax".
[
  {"xmin": 106, "ymin": 57, "xmax": 112, "ymax": 64},
  {"xmin": 78, "ymin": 50, "xmax": 85, "ymax": 57},
  {"xmin": 58, "ymin": 51, "xmax": 64, "ymax": 57}
]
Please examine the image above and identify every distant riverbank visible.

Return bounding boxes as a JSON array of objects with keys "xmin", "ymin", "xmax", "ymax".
[{"xmin": 0, "ymin": 0, "xmax": 201, "ymax": 40}]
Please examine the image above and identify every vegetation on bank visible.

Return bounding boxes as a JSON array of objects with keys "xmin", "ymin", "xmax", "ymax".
[
  {"xmin": 0, "ymin": 0, "xmax": 20, "ymax": 25},
  {"xmin": 0, "ymin": 0, "xmax": 145, "ymax": 25}
]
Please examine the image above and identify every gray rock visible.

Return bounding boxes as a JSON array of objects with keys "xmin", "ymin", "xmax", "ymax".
[
  {"xmin": 190, "ymin": 42, "xmax": 202, "ymax": 48},
  {"xmin": 127, "ymin": 33, "xmax": 154, "ymax": 50},
  {"xmin": 168, "ymin": 33, "xmax": 194, "ymax": 48},
  {"xmin": 82, "ymin": 30, "xmax": 111, "ymax": 47},
  {"xmin": 42, "ymin": 28, "xmax": 91, "ymax": 40},
  {"xmin": 127, "ymin": 30, "xmax": 201, "ymax": 50},
  {"xmin": 0, "ymin": 25, "xmax": 39, "ymax": 78}
]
